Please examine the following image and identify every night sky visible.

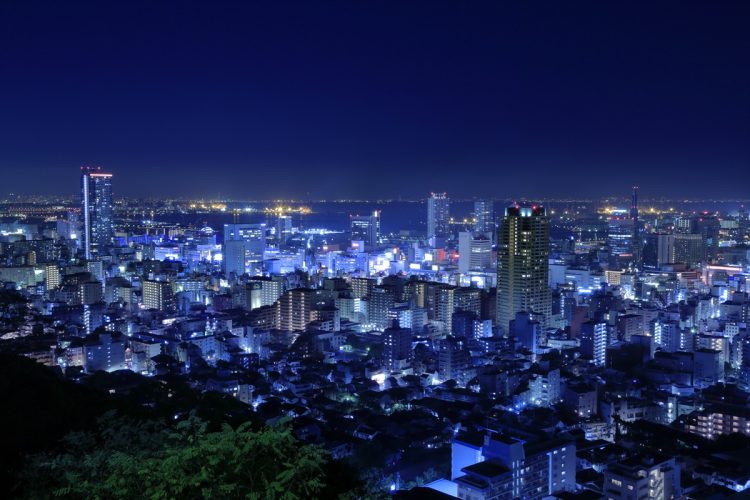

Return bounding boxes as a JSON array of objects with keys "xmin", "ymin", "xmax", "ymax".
[{"xmin": 1, "ymin": 1, "xmax": 748, "ymax": 199}]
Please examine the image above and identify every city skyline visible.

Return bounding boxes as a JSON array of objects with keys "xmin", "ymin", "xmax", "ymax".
[
  {"xmin": 2, "ymin": 1, "xmax": 749, "ymax": 198},
  {"xmin": 4, "ymin": 165, "xmax": 750, "ymax": 204},
  {"xmin": 2, "ymin": 3, "xmax": 750, "ymax": 498}
]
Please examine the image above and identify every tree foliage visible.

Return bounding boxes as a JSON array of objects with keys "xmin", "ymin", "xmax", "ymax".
[{"xmin": 20, "ymin": 412, "xmax": 330, "ymax": 499}]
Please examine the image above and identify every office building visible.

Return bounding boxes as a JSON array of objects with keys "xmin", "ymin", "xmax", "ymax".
[
  {"xmin": 223, "ymin": 223, "xmax": 267, "ymax": 278},
  {"xmin": 80, "ymin": 166, "xmax": 114, "ymax": 259},
  {"xmin": 673, "ymin": 233, "xmax": 705, "ymax": 265},
  {"xmin": 427, "ymin": 192, "xmax": 450, "ymax": 243},
  {"xmin": 643, "ymin": 233, "xmax": 675, "ymax": 269},
  {"xmin": 458, "ymin": 232, "xmax": 492, "ymax": 274},
  {"xmin": 275, "ymin": 215, "xmax": 292, "ymax": 247},
  {"xmin": 608, "ymin": 215, "xmax": 635, "ymax": 261},
  {"xmin": 350, "ymin": 211, "xmax": 380, "ymax": 251},
  {"xmin": 694, "ymin": 215, "xmax": 721, "ymax": 261},
  {"xmin": 631, "ymin": 186, "xmax": 643, "ymax": 268},
  {"xmin": 496, "ymin": 205, "xmax": 551, "ymax": 333},
  {"xmin": 473, "ymin": 199, "xmax": 494, "ymax": 237}
]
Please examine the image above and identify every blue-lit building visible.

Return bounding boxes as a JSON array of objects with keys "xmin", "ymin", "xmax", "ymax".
[{"xmin": 80, "ymin": 166, "xmax": 114, "ymax": 259}]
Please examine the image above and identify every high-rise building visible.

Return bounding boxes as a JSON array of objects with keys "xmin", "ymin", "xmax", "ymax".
[
  {"xmin": 738, "ymin": 205, "xmax": 749, "ymax": 243},
  {"xmin": 458, "ymin": 232, "xmax": 492, "ymax": 274},
  {"xmin": 496, "ymin": 205, "xmax": 551, "ymax": 333},
  {"xmin": 473, "ymin": 199, "xmax": 494, "ymax": 237},
  {"xmin": 694, "ymin": 214, "xmax": 721, "ymax": 262},
  {"xmin": 351, "ymin": 277, "xmax": 375, "ymax": 299},
  {"xmin": 80, "ymin": 166, "xmax": 114, "ymax": 259},
  {"xmin": 275, "ymin": 215, "xmax": 292, "ymax": 247},
  {"xmin": 277, "ymin": 288, "xmax": 314, "ymax": 332},
  {"xmin": 673, "ymin": 216, "xmax": 693, "ymax": 234},
  {"xmin": 247, "ymin": 276, "xmax": 284, "ymax": 307},
  {"xmin": 435, "ymin": 285, "xmax": 456, "ymax": 335},
  {"xmin": 142, "ymin": 279, "xmax": 175, "ymax": 312},
  {"xmin": 607, "ymin": 215, "xmax": 635, "ymax": 260},
  {"xmin": 224, "ymin": 240, "xmax": 248, "ymax": 278},
  {"xmin": 673, "ymin": 233, "xmax": 705, "ymax": 265},
  {"xmin": 643, "ymin": 233, "xmax": 675, "ymax": 269},
  {"xmin": 45, "ymin": 264, "xmax": 61, "ymax": 291},
  {"xmin": 652, "ymin": 319, "xmax": 682, "ymax": 352},
  {"xmin": 631, "ymin": 186, "xmax": 643, "ymax": 268},
  {"xmin": 350, "ymin": 211, "xmax": 380, "ymax": 251},
  {"xmin": 79, "ymin": 280, "xmax": 104, "ymax": 305},
  {"xmin": 437, "ymin": 336, "xmax": 469, "ymax": 384},
  {"xmin": 427, "ymin": 192, "xmax": 450, "ymax": 243},
  {"xmin": 368, "ymin": 285, "xmax": 396, "ymax": 331},
  {"xmin": 581, "ymin": 321, "xmax": 608, "ymax": 366},
  {"xmin": 223, "ymin": 223, "xmax": 267, "ymax": 278},
  {"xmin": 383, "ymin": 321, "xmax": 412, "ymax": 371}
]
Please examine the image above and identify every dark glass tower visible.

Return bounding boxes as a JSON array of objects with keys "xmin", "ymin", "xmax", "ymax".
[
  {"xmin": 496, "ymin": 205, "xmax": 551, "ymax": 333},
  {"xmin": 631, "ymin": 186, "xmax": 643, "ymax": 269},
  {"xmin": 80, "ymin": 166, "xmax": 114, "ymax": 259},
  {"xmin": 427, "ymin": 192, "xmax": 450, "ymax": 242}
]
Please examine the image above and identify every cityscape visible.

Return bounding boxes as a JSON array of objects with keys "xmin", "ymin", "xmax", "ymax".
[
  {"xmin": 2, "ymin": 2, "xmax": 750, "ymax": 500},
  {"xmin": 2, "ymin": 170, "xmax": 750, "ymax": 498}
]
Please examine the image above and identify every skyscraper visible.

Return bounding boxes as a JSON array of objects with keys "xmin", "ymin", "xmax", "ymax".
[
  {"xmin": 223, "ymin": 223, "xmax": 267, "ymax": 278},
  {"xmin": 275, "ymin": 215, "xmax": 292, "ymax": 248},
  {"xmin": 631, "ymin": 186, "xmax": 643, "ymax": 268},
  {"xmin": 473, "ymin": 199, "xmax": 494, "ymax": 237},
  {"xmin": 80, "ymin": 166, "xmax": 114, "ymax": 259},
  {"xmin": 694, "ymin": 214, "xmax": 721, "ymax": 262},
  {"xmin": 738, "ymin": 205, "xmax": 748, "ymax": 243},
  {"xmin": 642, "ymin": 232, "xmax": 675, "ymax": 269},
  {"xmin": 350, "ymin": 211, "xmax": 380, "ymax": 250},
  {"xmin": 607, "ymin": 214, "xmax": 634, "ymax": 261},
  {"xmin": 427, "ymin": 192, "xmax": 450, "ymax": 243},
  {"xmin": 496, "ymin": 205, "xmax": 551, "ymax": 333}
]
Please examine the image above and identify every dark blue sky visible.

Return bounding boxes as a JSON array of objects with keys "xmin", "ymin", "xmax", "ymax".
[{"xmin": 1, "ymin": 1, "xmax": 748, "ymax": 199}]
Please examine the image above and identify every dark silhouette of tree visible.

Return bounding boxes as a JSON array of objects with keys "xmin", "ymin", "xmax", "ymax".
[{"xmin": 21, "ymin": 412, "xmax": 329, "ymax": 499}]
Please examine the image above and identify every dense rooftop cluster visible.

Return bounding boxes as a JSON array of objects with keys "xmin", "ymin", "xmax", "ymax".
[{"xmin": 1, "ymin": 185, "xmax": 750, "ymax": 498}]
